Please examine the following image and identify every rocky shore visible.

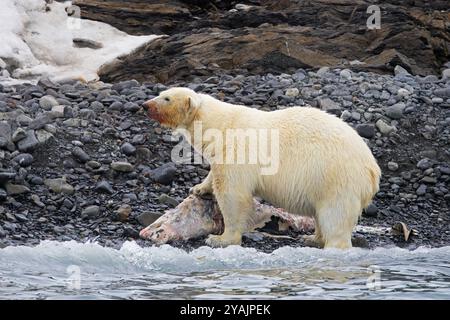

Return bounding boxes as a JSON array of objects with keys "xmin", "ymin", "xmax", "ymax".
[{"xmin": 0, "ymin": 66, "xmax": 449, "ymax": 250}]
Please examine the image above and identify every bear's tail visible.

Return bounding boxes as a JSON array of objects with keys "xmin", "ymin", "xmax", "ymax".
[{"xmin": 362, "ymin": 165, "xmax": 381, "ymax": 209}]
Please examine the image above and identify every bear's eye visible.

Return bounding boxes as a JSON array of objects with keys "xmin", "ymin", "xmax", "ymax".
[{"xmin": 164, "ymin": 97, "xmax": 170, "ymax": 102}]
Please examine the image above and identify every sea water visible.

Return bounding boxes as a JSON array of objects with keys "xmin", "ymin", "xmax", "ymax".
[{"xmin": 0, "ymin": 241, "xmax": 449, "ymax": 299}]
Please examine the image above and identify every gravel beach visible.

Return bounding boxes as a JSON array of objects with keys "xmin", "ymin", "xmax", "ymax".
[{"xmin": 0, "ymin": 67, "xmax": 449, "ymax": 251}]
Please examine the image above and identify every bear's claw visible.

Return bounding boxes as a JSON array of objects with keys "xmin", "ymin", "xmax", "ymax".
[
  {"xmin": 302, "ymin": 234, "xmax": 324, "ymax": 248},
  {"xmin": 205, "ymin": 234, "xmax": 242, "ymax": 247},
  {"xmin": 189, "ymin": 184, "xmax": 213, "ymax": 199}
]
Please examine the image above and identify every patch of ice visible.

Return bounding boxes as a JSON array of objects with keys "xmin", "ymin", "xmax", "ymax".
[{"xmin": 0, "ymin": 0, "xmax": 159, "ymax": 85}]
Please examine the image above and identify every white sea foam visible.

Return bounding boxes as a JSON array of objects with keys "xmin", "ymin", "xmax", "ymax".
[
  {"xmin": 1, "ymin": 241, "xmax": 449, "ymax": 299},
  {"xmin": 1, "ymin": 240, "xmax": 449, "ymax": 274}
]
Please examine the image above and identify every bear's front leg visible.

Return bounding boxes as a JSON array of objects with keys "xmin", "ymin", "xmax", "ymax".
[
  {"xmin": 205, "ymin": 175, "xmax": 254, "ymax": 247},
  {"xmin": 189, "ymin": 171, "xmax": 213, "ymax": 197}
]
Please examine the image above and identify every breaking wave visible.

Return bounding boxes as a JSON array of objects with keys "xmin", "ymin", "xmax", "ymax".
[{"xmin": 1, "ymin": 241, "xmax": 449, "ymax": 299}]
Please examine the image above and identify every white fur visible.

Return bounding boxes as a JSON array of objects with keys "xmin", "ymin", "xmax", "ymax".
[{"xmin": 153, "ymin": 88, "xmax": 381, "ymax": 249}]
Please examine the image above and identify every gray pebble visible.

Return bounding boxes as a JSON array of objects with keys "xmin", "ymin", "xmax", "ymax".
[
  {"xmin": 387, "ymin": 161, "xmax": 399, "ymax": 171},
  {"xmin": 12, "ymin": 153, "xmax": 34, "ymax": 167},
  {"xmin": 82, "ymin": 205, "xmax": 101, "ymax": 219},
  {"xmin": 111, "ymin": 161, "xmax": 134, "ymax": 173},
  {"xmin": 121, "ymin": 142, "xmax": 136, "ymax": 156},
  {"xmin": 95, "ymin": 180, "xmax": 114, "ymax": 194},
  {"xmin": 356, "ymin": 124, "xmax": 375, "ymax": 139},
  {"xmin": 72, "ymin": 146, "xmax": 90, "ymax": 163}
]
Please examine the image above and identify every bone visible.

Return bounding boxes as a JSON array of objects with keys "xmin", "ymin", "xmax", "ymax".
[{"xmin": 139, "ymin": 195, "xmax": 316, "ymax": 244}]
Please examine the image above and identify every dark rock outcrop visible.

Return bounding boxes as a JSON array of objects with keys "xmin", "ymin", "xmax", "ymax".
[
  {"xmin": 72, "ymin": 0, "xmax": 450, "ymax": 83},
  {"xmin": 74, "ymin": 0, "xmax": 194, "ymax": 35}
]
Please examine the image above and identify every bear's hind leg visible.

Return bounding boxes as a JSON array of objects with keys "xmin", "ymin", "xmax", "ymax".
[{"xmin": 315, "ymin": 198, "xmax": 360, "ymax": 249}]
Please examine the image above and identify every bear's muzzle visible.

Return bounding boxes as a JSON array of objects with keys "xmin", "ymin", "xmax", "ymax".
[{"xmin": 142, "ymin": 100, "xmax": 163, "ymax": 123}]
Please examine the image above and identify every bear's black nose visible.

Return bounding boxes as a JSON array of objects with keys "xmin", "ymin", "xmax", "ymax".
[{"xmin": 142, "ymin": 102, "xmax": 149, "ymax": 111}]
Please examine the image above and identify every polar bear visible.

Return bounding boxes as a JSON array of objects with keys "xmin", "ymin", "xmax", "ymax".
[{"xmin": 142, "ymin": 87, "xmax": 381, "ymax": 249}]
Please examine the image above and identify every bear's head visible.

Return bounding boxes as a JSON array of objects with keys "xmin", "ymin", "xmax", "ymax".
[{"xmin": 142, "ymin": 87, "xmax": 201, "ymax": 128}]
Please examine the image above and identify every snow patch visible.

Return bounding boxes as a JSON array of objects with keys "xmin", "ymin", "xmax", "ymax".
[{"xmin": 0, "ymin": 0, "xmax": 159, "ymax": 85}]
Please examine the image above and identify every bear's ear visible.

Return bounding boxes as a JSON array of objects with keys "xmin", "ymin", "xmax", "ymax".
[
  {"xmin": 182, "ymin": 95, "xmax": 201, "ymax": 124},
  {"xmin": 185, "ymin": 95, "xmax": 201, "ymax": 112}
]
